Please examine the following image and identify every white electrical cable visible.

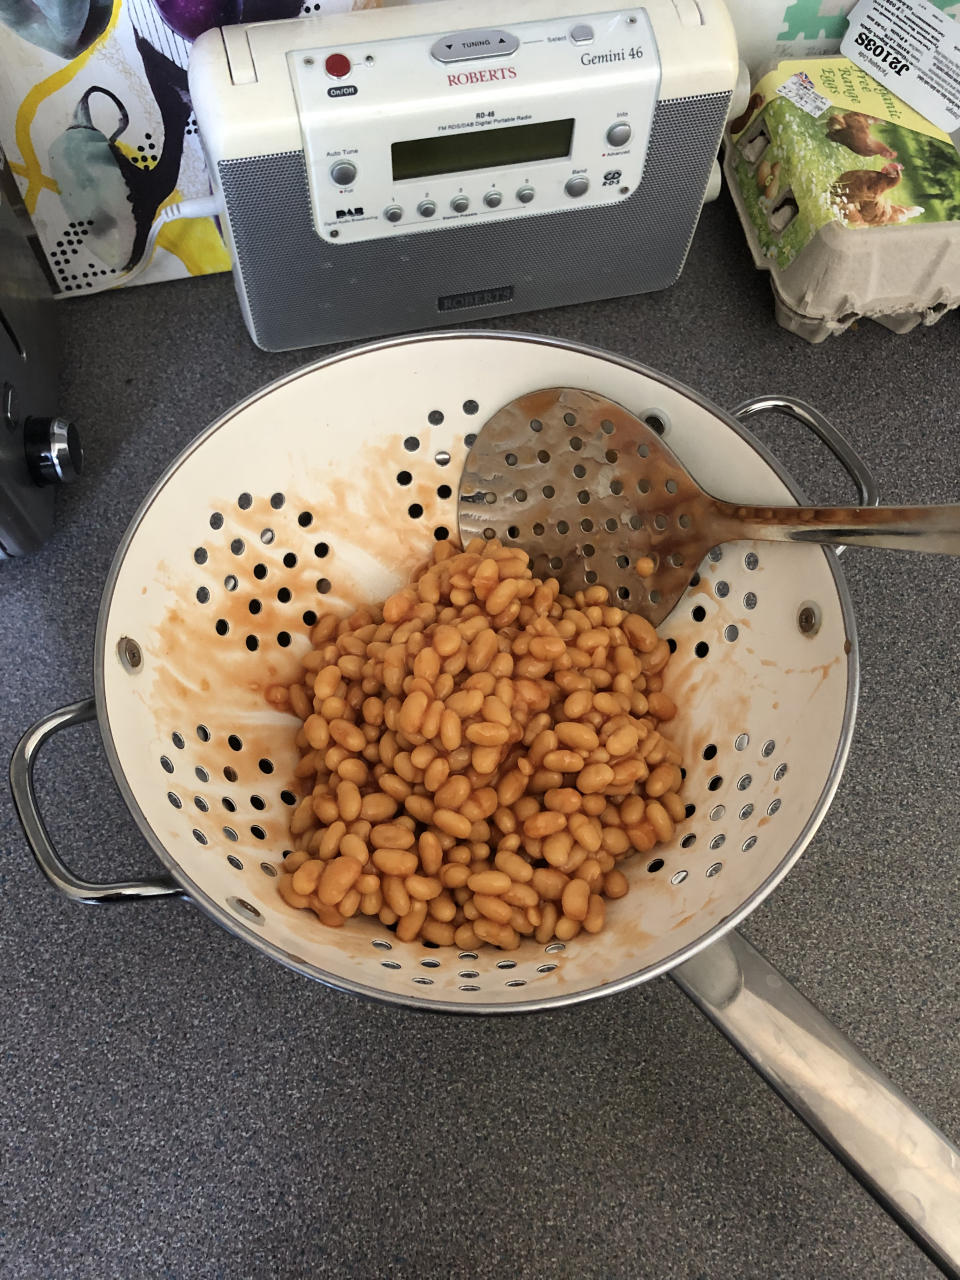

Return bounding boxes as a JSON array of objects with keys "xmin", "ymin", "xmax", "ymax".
[{"xmin": 118, "ymin": 193, "xmax": 222, "ymax": 286}]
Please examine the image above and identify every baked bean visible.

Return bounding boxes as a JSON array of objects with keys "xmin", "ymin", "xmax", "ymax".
[
  {"xmin": 360, "ymin": 792, "xmax": 397, "ymax": 822},
  {"xmin": 283, "ymin": 849, "xmax": 310, "ymax": 873},
  {"xmin": 360, "ymin": 889, "xmax": 382, "ymax": 916},
  {"xmin": 471, "ymin": 745, "xmax": 501, "ymax": 775},
  {"xmin": 577, "ymin": 763, "xmax": 615, "ymax": 793},
  {"xmin": 561, "ymin": 877, "xmax": 589, "ymax": 921},
  {"xmin": 440, "ymin": 862, "xmax": 471, "ymax": 889},
  {"xmin": 535, "ymin": 901, "xmax": 559, "ymax": 944},
  {"xmin": 370, "ymin": 822, "xmax": 415, "ymax": 850},
  {"xmin": 544, "ymin": 787, "xmax": 582, "ymax": 814},
  {"xmin": 532, "ymin": 867, "xmax": 568, "ymax": 901},
  {"xmin": 406, "ymin": 874, "xmax": 443, "ymax": 901},
  {"xmin": 474, "ymin": 918, "xmax": 520, "ymax": 950},
  {"xmin": 503, "ymin": 881, "xmax": 539, "ymax": 909},
  {"xmin": 604, "ymin": 868, "xmax": 629, "ymax": 899},
  {"xmin": 495, "ymin": 849, "xmax": 533, "ymax": 882},
  {"xmin": 317, "ymin": 855, "xmax": 363, "ymax": 906},
  {"xmin": 568, "ymin": 812, "xmax": 602, "ymax": 853},
  {"xmin": 372, "ymin": 848, "xmax": 418, "ymax": 877},
  {"xmin": 645, "ymin": 800, "xmax": 674, "ymax": 842},
  {"xmin": 291, "ymin": 858, "xmax": 324, "ymax": 897},
  {"xmin": 576, "ymin": 858, "xmax": 603, "ymax": 889},
  {"xmin": 542, "ymin": 749, "xmax": 584, "ymax": 773},
  {"xmin": 465, "ymin": 721, "xmax": 510, "ymax": 747},
  {"xmin": 554, "ymin": 915, "xmax": 581, "ymax": 942},
  {"xmin": 605, "ymin": 725, "xmax": 639, "ymax": 756},
  {"xmin": 467, "ymin": 870, "xmax": 511, "ymax": 895},
  {"xmin": 339, "ymin": 833, "xmax": 369, "ymax": 866},
  {"xmin": 661, "ymin": 790, "xmax": 685, "ymax": 823},
  {"xmin": 396, "ymin": 900, "xmax": 428, "ymax": 942},
  {"xmin": 433, "ymin": 808, "xmax": 472, "ymax": 839},
  {"xmin": 473, "ymin": 893, "xmax": 513, "ymax": 925},
  {"xmin": 583, "ymin": 893, "xmax": 605, "ymax": 934},
  {"xmin": 646, "ymin": 763, "xmax": 682, "ymax": 798},
  {"xmin": 421, "ymin": 918, "xmax": 456, "ymax": 946},
  {"xmin": 523, "ymin": 810, "xmax": 567, "ymax": 839},
  {"xmin": 555, "ymin": 721, "xmax": 600, "ymax": 752},
  {"xmin": 418, "ymin": 830, "xmax": 443, "ymax": 876}
]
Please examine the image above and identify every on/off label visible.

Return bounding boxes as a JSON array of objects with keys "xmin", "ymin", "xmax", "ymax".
[{"xmin": 842, "ymin": 0, "xmax": 960, "ymax": 133}]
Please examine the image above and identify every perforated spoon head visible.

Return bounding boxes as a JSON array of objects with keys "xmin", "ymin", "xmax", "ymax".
[{"xmin": 458, "ymin": 387, "xmax": 718, "ymax": 626}]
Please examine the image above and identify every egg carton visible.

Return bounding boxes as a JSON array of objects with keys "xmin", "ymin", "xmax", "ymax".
[{"xmin": 722, "ymin": 55, "xmax": 960, "ymax": 344}]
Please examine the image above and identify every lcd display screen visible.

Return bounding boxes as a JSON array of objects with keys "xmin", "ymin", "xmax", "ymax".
[{"xmin": 391, "ymin": 118, "xmax": 575, "ymax": 181}]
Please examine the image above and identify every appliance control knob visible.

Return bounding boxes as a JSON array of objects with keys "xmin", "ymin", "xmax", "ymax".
[{"xmin": 24, "ymin": 417, "xmax": 83, "ymax": 486}]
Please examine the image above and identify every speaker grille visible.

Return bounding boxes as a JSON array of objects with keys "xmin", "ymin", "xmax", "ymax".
[{"xmin": 219, "ymin": 92, "xmax": 730, "ymax": 351}]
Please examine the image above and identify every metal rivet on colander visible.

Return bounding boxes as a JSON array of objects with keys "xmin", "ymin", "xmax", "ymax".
[
  {"xmin": 118, "ymin": 637, "xmax": 142, "ymax": 671},
  {"xmin": 798, "ymin": 602, "xmax": 822, "ymax": 636}
]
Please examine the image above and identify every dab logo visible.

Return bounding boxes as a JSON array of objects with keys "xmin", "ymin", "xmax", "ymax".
[{"xmin": 336, "ymin": 207, "xmax": 364, "ymax": 218}]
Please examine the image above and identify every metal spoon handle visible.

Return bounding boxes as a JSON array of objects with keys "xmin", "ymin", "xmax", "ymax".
[{"xmin": 717, "ymin": 502, "xmax": 960, "ymax": 555}]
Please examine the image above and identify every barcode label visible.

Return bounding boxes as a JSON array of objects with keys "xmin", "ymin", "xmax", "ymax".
[
  {"xmin": 842, "ymin": 0, "xmax": 960, "ymax": 133},
  {"xmin": 776, "ymin": 71, "xmax": 833, "ymax": 117}
]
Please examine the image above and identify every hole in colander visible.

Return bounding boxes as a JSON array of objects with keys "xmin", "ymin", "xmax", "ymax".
[
  {"xmin": 420, "ymin": 958, "xmax": 441, "ymax": 969},
  {"xmin": 459, "ymin": 984, "xmax": 480, "ymax": 992},
  {"xmin": 702, "ymin": 743, "xmax": 717, "ymax": 760},
  {"xmin": 396, "ymin": 470, "xmax": 412, "ymax": 486},
  {"xmin": 230, "ymin": 538, "xmax": 245, "ymax": 556},
  {"xmin": 437, "ymin": 484, "xmax": 452, "ymax": 499},
  {"xmin": 695, "ymin": 642, "xmax": 710, "ymax": 659},
  {"xmin": 458, "ymin": 951, "xmax": 478, "ymax": 961},
  {"xmin": 229, "ymin": 896, "xmax": 262, "ymax": 924},
  {"xmin": 537, "ymin": 963, "xmax": 558, "ymax": 973},
  {"xmin": 544, "ymin": 942, "xmax": 565, "ymax": 954},
  {"xmin": 434, "ymin": 526, "xmax": 450, "ymax": 542},
  {"xmin": 709, "ymin": 834, "xmax": 726, "ymax": 851},
  {"xmin": 317, "ymin": 579, "xmax": 331, "ymax": 595},
  {"xmin": 408, "ymin": 503, "xmax": 423, "ymax": 519},
  {"xmin": 302, "ymin": 610, "xmax": 318, "ymax": 626},
  {"xmin": 745, "ymin": 552, "xmax": 759, "ymax": 570},
  {"xmin": 270, "ymin": 492, "xmax": 285, "ymax": 510},
  {"xmin": 463, "ymin": 400, "xmax": 479, "ymax": 415},
  {"xmin": 382, "ymin": 960, "xmax": 401, "ymax": 970},
  {"xmin": 215, "ymin": 619, "xmax": 229, "ymax": 636},
  {"xmin": 172, "ymin": 732, "xmax": 185, "ymax": 750},
  {"xmin": 193, "ymin": 547, "xmax": 208, "ymax": 565},
  {"xmin": 167, "ymin": 792, "xmax": 182, "ymax": 809},
  {"xmin": 195, "ymin": 587, "xmax": 209, "ymax": 604},
  {"xmin": 315, "ymin": 542, "xmax": 329, "ymax": 559},
  {"xmin": 250, "ymin": 825, "xmax": 266, "ymax": 841},
  {"xmin": 372, "ymin": 939, "xmax": 392, "ymax": 950},
  {"xmin": 277, "ymin": 587, "xmax": 291, "ymax": 603},
  {"xmin": 458, "ymin": 969, "xmax": 479, "ymax": 979},
  {"xmin": 684, "ymin": 803, "xmax": 696, "ymax": 819},
  {"xmin": 228, "ymin": 735, "xmax": 243, "ymax": 752},
  {"xmin": 222, "ymin": 798, "xmax": 236, "ymax": 813},
  {"xmin": 761, "ymin": 740, "xmax": 776, "ymax": 757},
  {"xmin": 260, "ymin": 529, "xmax": 275, "ymax": 545},
  {"xmin": 737, "ymin": 775, "xmax": 752, "ymax": 791},
  {"xmin": 250, "ymin": 795, "xmax": 266, "ymax": 811},
  {"xmin": 261, "ymin": 862, "xmax": 278, "ymax": 877},
  {"xmin": 708, "ymin": 547, "xmax": 723, "ymax": 563},
  {"xmin": 707, "ymin": 775, "xmax": 723, "ymax": 791},
  {"xmin": 427, "ymin": 409, "xmax": 444, "ymax": 426},
  {"xmin": 237, "ymin": 493, "xmax": 252, "ymax": 510},
  {"xmin": 740, "ymin": 803, "xmax": 754, "ymax": 820},
  {"xmin": 283, "ymin": 552, "xmax": 297, "ymax": 569},
  {"xmin": 692, "ymin": 605, "xmax": 706, "ymax": 622},
  {"xmin": 505, "ymin": 979, "xmax": 527, "ymax": 987},
  {"xmin": 464, "ymin": 433, "xmax": 477, "ymax": 447},
  {"xmin": 246, "ymin": 636, "xmax": 259, "ymax": 652},
  {"xmin": 709, "ymin": 805, "xmax": 725, "ymax": 821},
  {"xmin": 610, "ymin": 480, "xmax": 623, "ymax": 496},
  {"xmin": 404, "ymin": 436, "xmax": 419, "ymax": 452},
  {"xmin": 412, "ymin": 977, "xmax": 435, "ymax": 986},
  {"xmin": 735, "ymin": 733, "xmax": 749, "ymax": 751},
  {"xmin": 724, "ymin": 625, "xmax": 739, "ymax": 642},
  {"xmin": 280, "ymin": 790, "xmax": 296, "ymax": 806},
  {"xmin": 278, "ymin": 632, "xmax": 292, "ymax": 647},
  {"xmin": 194, "ymin": 796, "xmax": 209, "ymax": 813},
  {"xmin": 210, "ymin": 512, "xmax": 223, "ymax": 530},
  {"xmin": 298, "ymin": 511, "xmax": 313, "ymax": 528},
  {"xmin": 714, "ymin": 581, "xmax": 729, "ymax": 599},
  {"xmin": 192, "ymin": 829, "xmax": 207, "ymax": 845},
  {"xmin": 195, "ymin": 766, "xmax": 210, "ymax": 783},
  {"xmin": 767, "ymin": 798, "xmax": 782, "ymax": 816},
  {"xmin": 647, "ymin": 858, "xmax": 664, "ymax": 873},
  {"xmin": 680, "ymin": 833, "xmax": 696, "ymax": 848},
  {"xmin": 223, "ymin": 766, "xmax": 237, "ymax": 782},
  {"xmin": 160, "ymin": 756, "xmax": 174, "ymax": 774},
  {"xmin": 496, "ymin": 960, "xmax": 516, "ymax": 970},
  {"xmin": 744, "ymin": 592, "xmax": 757, "ymax": 610},
  {"xmin": 227, "ymin": 854, "xmax": 243, "ymax": 869},
  {"xmin": 254, "ymin": 563, "xmax": 267, "ymax": 580},
  {"xmin": 671, "ymin": 870, "xmax": 688, "ymax": 884},
  {"xmin": 706, "ymin": 861, "xmax": 723, "ymax": 876},
  {"xmin": 774, "ymin": 763, "xmax": 788, "ymax": 781},
  {"xmin": 742, "ymin": 836, "xmax": 758, "ymax": 851}
]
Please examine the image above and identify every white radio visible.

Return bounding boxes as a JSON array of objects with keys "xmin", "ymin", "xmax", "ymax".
[{"xmin": 189, "ymin": 0, "xmax": 738, "ymax": 351}]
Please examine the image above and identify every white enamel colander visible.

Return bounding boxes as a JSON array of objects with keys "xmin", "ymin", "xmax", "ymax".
[{"xmin": 11, "ymin": 332, "xmax": 960, "ymax": 1274}]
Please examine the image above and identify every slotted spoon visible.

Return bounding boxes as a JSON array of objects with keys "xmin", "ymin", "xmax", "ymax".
[{"xmin": 459, "ymin": 387, "xmax": 960, "ymax": 625}]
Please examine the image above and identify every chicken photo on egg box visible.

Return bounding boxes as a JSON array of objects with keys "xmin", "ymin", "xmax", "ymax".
[{"xmin": 726, "ymin": 56, "xmax": 960, "ymax": 268}]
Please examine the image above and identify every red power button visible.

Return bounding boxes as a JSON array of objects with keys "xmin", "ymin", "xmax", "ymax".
[{"xmin": 325, "ymin": 52, "xmax": 352, "ymax": 78}]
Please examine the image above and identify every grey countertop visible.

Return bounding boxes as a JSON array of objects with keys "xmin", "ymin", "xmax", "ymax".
[{"xmin": 2, "ymin": 195, "xmax": 959, "ymax": 1280}]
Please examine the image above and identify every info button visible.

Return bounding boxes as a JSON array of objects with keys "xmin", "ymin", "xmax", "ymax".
[{"xmin": 430, "ymin": 28, "xmax": 519, "ymax": 63}]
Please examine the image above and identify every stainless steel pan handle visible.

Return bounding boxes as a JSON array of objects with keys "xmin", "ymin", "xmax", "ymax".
[
  {"xmin": 674, "ymin": 933, "xmax": 960, "ymax": 1280},
  {"xmin": 10, "ymin": 698, "xmax": 183, "ymax": 903}
]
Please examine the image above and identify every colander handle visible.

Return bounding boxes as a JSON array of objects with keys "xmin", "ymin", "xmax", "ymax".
[
  {"xmin": 732, "ymin": 397, "xmax": 881, "ymax": 542},
  {"xmin": 10, "ymin": 698, "xmax": 184, "ymax": 904},
  {"xmin": 674, "ymin": 932, "xmax": 960, "ymax": 1280}
]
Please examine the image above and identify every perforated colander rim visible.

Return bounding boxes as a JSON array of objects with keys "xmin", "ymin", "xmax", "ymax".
[{"xmin": 92, "ymin": 329, "xmax": 859, "ymax": 1014}]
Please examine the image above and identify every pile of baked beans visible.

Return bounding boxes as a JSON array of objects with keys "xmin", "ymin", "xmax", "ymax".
[{"xmin": 268, "ymin": 538, "xmax": 684, "ymax": 950}]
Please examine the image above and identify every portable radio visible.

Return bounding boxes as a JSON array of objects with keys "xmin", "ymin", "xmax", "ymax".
[{"xmin": 189, "ymin": 0, "xmax": 739, "ymax": 350}]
